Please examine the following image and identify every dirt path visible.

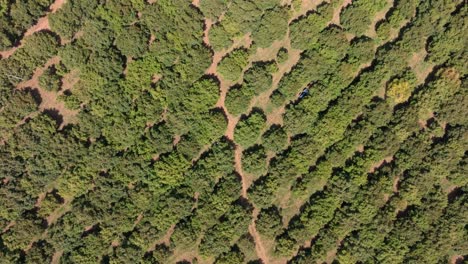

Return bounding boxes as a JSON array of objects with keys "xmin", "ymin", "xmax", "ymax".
[
  {"xmin": 331, "ymin": 0, "xmax": 352, "ymax": 26},
  {"xmin": 147, "ymin": 224, "xmax": 175, "ymax": 253},
  {"xmin": 61, "ymin": 69, "xmax": 80, "ymax": 91},
  {"xmin": 51, "ymin": 251, "xmax": 63, "ymax": 264},
  {"xmin": 366, "ymin": 0, "xmax": 393, "ymax": 38},
  {"xmin": 46, "ymin": 198, "xmax": 71, "ymax": 225},
  {"xmin": 205, "ymin": 33, "xmax": 252, "ymax": 198},
  {"xmin": 16, "ymin": 56, "xmax": 79, "ymax": 128},
  {"xmin": 205, "ymin": 26, "xmax": 278, "ymax": 260},
  {"xmin": 290, "ymin": 0, "xmax": 324, "ymax": 20},
  {"xmin": 0, "ymin": 0, "xmax": 66, "ymax": 59},
  {"xmin": 203, "ymin": 19, "xmax": 213, "ymax": 47},
  {"xmin": 2, "ymin": 221, "xmax": 15, "ymax": 234},
  {"xmin": 408, "ymin": 48, "xmax": 435, "ymax": 83},
  {"xmin": 210, "ymin": 36, "xmax": 251, "ymax": 141},
  {"xmin": 249, "ymin": 208, "xmax": 269, "ymax": 264},
  {"xmin": 253, "ymin": 31, "xmax": 301, "ymax": 126},
  {"xmin": 450, "ymin": 255, "xmax": 464, "ymax": 264},
  {"xmin": 368, "ymin": 156, "xmax": 394, "ymax": 173}
]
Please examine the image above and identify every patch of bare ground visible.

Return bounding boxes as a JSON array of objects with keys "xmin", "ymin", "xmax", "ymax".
[
  {"xmin": 51, "ymin": 250, "xmax": 63, "ymax": 264},
  {"xmin": 408, "ymin": 48, "xmax": 435, "ymax": 83},
  {"xmin": 147, "ymin": 224, "xmax": 175, "ymax": 253},
  {"xmin": 0, "ymin": 0, "xmax": 66, "ymax": 59},
  {"xmin": 451, "ymin": 255, "xmax": 464, "ymax": 264},
  {"xmin": 234, "ymin": 146, "xmax": 248, "ymax": 198},
  {"xmin": 60, "ymin": 30, "xmax": 84, "ymax": 45},
  {"xmin": 262, "ymin": 238, "xmax": 288, "ymax": 264},
  {"xmin": 203, "ymin": 19, "xmax": 213, "ymax": 47},
  {"xmin": 280, "ymin": 177, "xmax": 328, "ymax": 225},
  {"xmin": 207, "ymin": 29, "xmax": 300, "ymax": 262},
  {"xmin": 173, "ymin": 244, "xmax": 210, "ymax": 264},
  {"xmin": 173, "ymin": 134, "xmax": 181, "ymax": 146},
  {"xmin": 192, "ymin": 0, "xmax": 200, "ymax": 8},
  {"xmin": 325, "ymin": 247, "xmax": 338, "ymax": 264},
  {"xmin": 111, "ymin": 240, "xmax": 120, "ymax": 247},
  {"xmin": 356, "ymin": 144, "xmax": 364, "ymax": 153},
  {"xmin": 134, "ymin": 213, "xmax": 144, "ymax": 226},
  {"xmin": 171, "ymin": 235, "xmax": 204, "ymax": 263},
  {"xmin": 46, "ymin": 198, "xmax": 72, "ymax": 226},
  {"xmin": 293, "ymin": 0, "xmax": 325, "ymax": 20},
  {"xmin": 393, "ymin": 176, "xmax": 400, "ymax": 192},
  {"xmin": 209, "ymin": 34, "xmax": 251, "ymax": 143},
  {"xmin": 123, "ymin": 57, "xmax": 133, "ymax": 76},
  {"xmin": 49, "ymin": 0, "xmax": 66, "ymax": 12},
  {"xmin": 2, "ymin": 221, "xmax": 15, "ymax": 234},
  {"xmin": 34, "ymin": 192, "xmax": 47, "ymax": 208},
  {"xmin": 440, "ymin": 178, "xmax": 460, "ymax": 195},
  {"xmin": 369, "ymin": 156, "xmax": 393, "ymax": 173},
  {"xmin": 366, "ymin": 0, "xmax": 393, "ymax": 38},
  {"xmin": 16, "ymin": 56, "xmax": 79, "ymax": 128},
  {"xmin": 61, "ymin": 69, "xmax": 80, "ymax": 91},
  {"xmin": 251, "ymin": 30, "xmax": 301, "ymax": 126},
  {"xmin": 249, "ymin": 208, "xmax": 269, "ymax": 264},
  {"xmin": 331, "ymin": 0, "xmax": 352, "ymax": 26}
]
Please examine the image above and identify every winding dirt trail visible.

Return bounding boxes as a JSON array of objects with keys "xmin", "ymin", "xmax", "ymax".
[
  {"xmin": 204, "ymin": 22, "xmax": 275, "ymax": 261},
  {"xmin": 249, "ymin": 208, "xmax": 269, "ymax": 264},
  {"xmin": 204, "ymin": 31, "xmax": 252, "ymax": 198},
  {"xmin": 0, "ymin": 0, "xmax": 66, "ymax": 59}
]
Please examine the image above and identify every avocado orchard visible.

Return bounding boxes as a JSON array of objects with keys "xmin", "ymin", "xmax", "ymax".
[{"xmin": 0, "ymin": 0, "xmax": 466, "ymax": 263}]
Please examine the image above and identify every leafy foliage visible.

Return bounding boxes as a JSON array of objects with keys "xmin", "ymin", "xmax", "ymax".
[
  {"xmin": 0, "ymin": 1, "xmax": 465, "ymax": 263},
  {"xmin": 234, "ymin": 110, "xmax": 267, "ymax": 148},
  {"xmin": 217, "ymin": 48, "xmax": 250, "ymax": 81}
]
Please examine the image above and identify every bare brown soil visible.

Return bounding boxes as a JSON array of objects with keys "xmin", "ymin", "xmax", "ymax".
[
  {"xmin": 123, "ymin": 57, "xmax": 133, "ymax": 76},
  {"xmin": 450, "ymin": 255, "xmax": 464, "ymax": 264},
  {"xmin": 61, "ymin": 69, "xmax": 80, "ymax": 91},
  {"xmin": 148, "ymin": 224, "xmax": 175, "ymax": 252},
  {"xmin": 173, "ymin": 134, "xmax": 181, "ymax": 146},
  {"xmin": 366, "ymin": 0, "xmax": 393, "ymax": 38},
  {"xmin": 51, "ymin": 250, "xmax": 63, "ymax": 264},
  {"xmin": 16, "ymin": 56, "xmax": 79, "ymax": 128},
  {"xmin": 297, "ymin": 0, "xmax": 324, "ymax": 18},
  {"xmin": 111, "ymin": 240, "xmax": 120, "ymax": 247},
  {"xmin": 0, "ymin": 0, "xmax": 66, "ymax": 59},
  {"xmin": 408, "ymin": 48, "xmax": 435, "ymax": 83},
  {"xmin": 210, "ymin": 34, "xmax": 251, "ymax": 141},
  {"xmin": 234, "ymin": 147, "xmax": 248, "ymax": 198},
  {"xmin": 34, "ymin": 192, "xmax": 47, "ymax": 208},
  {"xmin": 50, "ymin": 0, "xmax": 66, "ymax": 12},
  {"xmin": 206, "ymin": 28, "xmax": 299, "ymax": 261},
  {"xmin": 2, "ymin": 221, "xmax": 15, "ymax": 234},
  {"xmin": 325, "ymin": 247, "xmax": 338, "ymax": 264},
  {"xmin": 46, "ymin": 198, "xmax": 71, "ymax": 226},
  {"xmin": 210, "ymin": 35, "xmax": 251, "ymax": 196},
  {"xmin": 249, "ymin": 208, "xmax": 269, "ymax": 264},
  {"xmin": 203, "ymin": 19, "xmax": 213, "ymax": 47},
  {"xmin": 331, "ymin": 0, "xmax": 353, "ymax": 26},
  {"xmin": 369, "ymin": 156, "xmax": 394, "ymax": 173},
  {"xmin": 192, "ymin": 0, "xmax": 200, "ymax": 7},
  {"xmin": 393, "ymin": 176, "xmax": 400, "ymax": 192},
  {"xmin": 356, "ymin": 144, "xmax": 365, "ymax": 152}
]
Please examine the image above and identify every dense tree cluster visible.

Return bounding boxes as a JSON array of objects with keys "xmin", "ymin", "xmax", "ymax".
[{"xmin": 0, "ymin": 0, "xmax": 466, "ymax": 263}]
